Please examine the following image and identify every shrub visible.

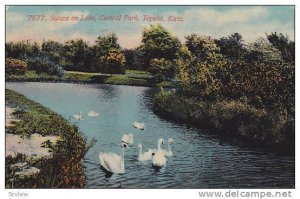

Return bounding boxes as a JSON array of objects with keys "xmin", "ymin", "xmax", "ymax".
[
  {"xmin": 5, "ymin": 58, "xmax": 27, "ymax": 75},
  {"xmin": 149, "ymin": 58, "xmax": 175, "ymax": 80},
  {"xmin": 155, "ymin": 91, "xmax": 294, "ymax": 149},
  {"xmin": 26, "ymin": 55, "xmax": 64, "ymax": 77},
  {"xmin": 227, "ymin": 38, "xmax": 294, "ymax": 113},
  {"xmin": 99, "ymin": 48, "xmax": 126, "ymax": 74}
]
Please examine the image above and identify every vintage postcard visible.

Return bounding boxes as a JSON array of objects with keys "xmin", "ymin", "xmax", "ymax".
[{"xmin": 5, "ymin": 5, "xmax": 295, "ymax": 191}]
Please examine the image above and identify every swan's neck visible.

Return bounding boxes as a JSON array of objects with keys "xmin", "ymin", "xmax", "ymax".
[
  {"xmin": 121, "ymin": 146, "xmax": 125, "ymax": 168},
  {"xmin": 138, "ymin": 146, "xmax": 142, "ymax": 156},
  {"xmin": 168, "ymin": 143, "xmax": 172, "ymax": 153},
  {"xmin": 157, "ymin": 140, "xmax": 162, "ymax": 150}
]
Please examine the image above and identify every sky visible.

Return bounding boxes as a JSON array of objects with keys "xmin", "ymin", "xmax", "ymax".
[{"xmin": 6, "ymin": 5, "xmax": 295, "ymax": 49}]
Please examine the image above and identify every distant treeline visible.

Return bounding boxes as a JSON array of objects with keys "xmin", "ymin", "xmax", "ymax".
[{"xmin": 5, "ymin": 24, "xmax": 294, "ymax": 78}]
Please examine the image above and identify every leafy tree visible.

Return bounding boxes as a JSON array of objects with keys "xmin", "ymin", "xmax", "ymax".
[
  {"xmin": 180, "ymin": 34, "xmax": 230, "ymax": 100},
  {"xmin": 149, "ymin": 58, "xmax": 175, "ymax": 80},
  {"xmin": 267, "ymin": 32, "xmax": 295, "ymax": 64},
  {"xmin": 94, "ymin": 33, "xmax": 126, "ymax": 74},
  {"xmin": 63, "ymin": 39, "xmax": 89, "ymax": 71},
  {"xmin": 132, "ymin": 47, "xmax": 146, "ymax": 70},
  {"xmin": 122, "ymin": 47, "xmax": 146, "ymax": 70},
  {"xmin": 216, "ymin": 33, "xmax": 247, "ymax": 61},
  {"xmin": 41, "ymin": 40, "xmax": 64, "ymax": 66},
  {"xmin": 6, "ymin": 41, "xmax": 40, "ymax": 59},
  {"xmin": 123, "ymin": 49, "xmax": 134, "ymax": 69},
  {"xmin": 228, "ymin": 38, "xmax": 294, "ymax": 112},
  {"xmin": 99, "ymin": 48, "xmax": 126, "ymax": 75},
  {"xmin": 185, "ymin": 34, "xmax": 221, "ymax": 62},
  {"xmin": 95, "ymin": 33, "xmax": 120, "ymax": 57},
  {"xmin": 26, "ymin": 54, "xmax": 64, "ymax": 77},
  {"xmin": 141, "ymin": 24, "xmax": 181, "ymax": 70}
]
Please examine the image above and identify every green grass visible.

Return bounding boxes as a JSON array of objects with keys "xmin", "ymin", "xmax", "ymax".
[
  {"xmin": 6, "ymin": 71, "xmax": 61, "ymax": 82},
  {"xmin": 6, "ymin": 89, "xmax": 89, "ymax": 188},
  {"xmin": 6, "ymin": 70, "xmax": 174, "ymax": 88},
  {"xmin": 125, "ymin": 70, "xmax": 152, "ymax": 79},
  {"xmin": 64, "ymin": 71, "xmax": 100, "ymax": 82},
  {"xmin": 156, "ymin": 81, "xmax": 175, "ymax": 88}
]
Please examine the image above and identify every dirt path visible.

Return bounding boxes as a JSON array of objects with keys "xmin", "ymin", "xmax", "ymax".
[{"xmin": 5, "ymin": 106, "xmax": 20, "ymax": 127}]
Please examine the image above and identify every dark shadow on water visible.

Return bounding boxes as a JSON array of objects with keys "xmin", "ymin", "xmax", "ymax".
[
  {"xmin": 152, "ymin": 165, "xmax": 162, "ymax": 172},
  {"xmin": 100, "ymin": 166, "xmax": 114, "ymax": 179}
]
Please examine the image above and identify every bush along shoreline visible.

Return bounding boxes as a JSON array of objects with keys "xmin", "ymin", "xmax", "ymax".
[
  {"xmin": 154, "ymin": 91, "xmax": 294, "ymax": 154},
  {"xmin": 5, "ymin": 89, "xmax": 93, "ymax": 188}
]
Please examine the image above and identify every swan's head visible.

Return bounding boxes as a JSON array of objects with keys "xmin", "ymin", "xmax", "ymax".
[
  {"xmin": 121, "ymin": 133, "xmax": 134, "ymax": 145},
  {"xmin": 137, "ymin": 144, "xmax": 142, "ymax": 148},
  {"xmin": 168, "ymin": 138, "xmax": 175, "ymax": 144},
  {"xmin": 152, "ymin": 152, "xmax": 155, "ymax": 156},
  {"xmin": 121, "ymin": 143, "xmax": 128, "ymax": 148},
  {"xmin": 159, "ymin": 138, "xmax": 165, "ymax": 145}
]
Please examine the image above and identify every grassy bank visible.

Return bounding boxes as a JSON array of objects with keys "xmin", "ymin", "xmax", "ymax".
[
  {"xmin": 154, "ymin": 91, "xmax": 294, "ymax": 153},
  {"xmin": 5, "ymin": 89, "xmax": 90, "ymax": 188},
  {"xmin": 6, "ymin": 70, "xmax": 175, "ymax": 88}
]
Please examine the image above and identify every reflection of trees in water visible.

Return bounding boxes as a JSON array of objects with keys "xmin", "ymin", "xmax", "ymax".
[
  {"xmin": 140, "ymin": 87, "xmax": 159, "ymax": 111},
  {"xmin": 93, "ymin": 84, "xmax": 120, "ymax": 102}
]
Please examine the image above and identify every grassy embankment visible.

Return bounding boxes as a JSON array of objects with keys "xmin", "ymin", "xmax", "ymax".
[
  {"xmin": 155, "ymin": 91, "xmax": 294, "ymax": 153},
  {"xmin": 6, "ymin": 89, "xmax": 93, "ymax": 188},
  {"xmin": 6, "ymin": 70, "xmax": 174, "ymax": 88}
]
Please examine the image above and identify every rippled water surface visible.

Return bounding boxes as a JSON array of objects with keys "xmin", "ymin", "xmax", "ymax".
[{"xmin": 6, "ymin": 82, "xmax": 295, "ymax": 188}]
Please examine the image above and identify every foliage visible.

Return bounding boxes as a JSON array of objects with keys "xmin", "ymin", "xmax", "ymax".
[
  {"xmin": 141, "ymin": 24, "xmax": 182, "ymax": 70},
  {"xmin": 6, "ymin": 70, "xmax": 61, "ymax": 82},
  {"xmin": 180, "ymin": 34, "xmax": 230, "ymax": 100},
  {"xmin": 123, "ymin": 47, "xmax": 146, "ymax": 70},
  {"xmin": 149, "ymin": 58, "xmax": 175, "ymax": 80},
  {"xmin": 185, "ymin": 34, "xmax": 220, "ymax": 61},
  {"xmin": 26, "ymin": 55, "xmax": 65, "ymax": 77},
  {"xmin": 62, "ymin": 39, "xmax": 90, "ymax": 71},
  {"xmin": 155, "ymin": 31, "xmax": 294, "ymax": 152},
  {"xmin": 227, "ymin": 38, "xmax": 294, "ymax": 114},
  {"xmin": 267, "ymin": 32, "xmax": 295, "ymax": 64},
  {"xmin": 6, "ymin": 89, "xmax": 88, "ymax": 188},
  {"xmin": 216, "ymin": 33, "xmax": 247, "ymax": 61},
  {"xmin": 95, "ymin": 33, "xmax": 121, "ymax": 55},
  {"xmin": 155, "ymin": 91, "xmax": 294, "ymax": 152},
  {"xmin": 6, "ymin": 41, "xmax": 40, "ymax": 59},
  {"xmin": 93, "ymin": 33, "xmax": 126, "ymax": 74},
  {"xmin": 99, "ymin": 48, "xmax": 126, "ymax": 74},
  {"xmin": 5, "ymin": 57, "xmax": 28, "ymax": 75},
  {"xmin": 41, "ymin": 40, "xmax": 64, "ymax": 64}
]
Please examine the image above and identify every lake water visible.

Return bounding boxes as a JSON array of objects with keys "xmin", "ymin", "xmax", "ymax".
[{"xmin": 6, "ymin": 82, "xmax": 295, "ymax": 188}]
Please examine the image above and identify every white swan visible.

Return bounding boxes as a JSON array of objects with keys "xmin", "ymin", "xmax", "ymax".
[
  {"xmin": 99, "ymin": 143, "xmax": 127, "ymax": 174},
  {"xmin": 152, "ymin": 138, "xmax": 167, "ymax": 168},
  {"xmin": 121, "ymin": 133, "xmax": 134, "ymax": 145},
  {"xmin": 152, "ymin": 151, "xmax": 167, "ymax": 168},
  {"xmin": 133, "ymin": 122, "xmax": 145, "ymax": 130},
  {"xmin": 151, "ymin": 137, "xmax": 164, "ymax": 153},
  {"xmin": 88, "ymin": 111, "xmax": 100, "ymax": 117},
  {"xmin": 137, "ymin": 144, "xmax": 154, "ymax": 161},
  {"xmin": 73, "ymin": 111, "xmax": 83, "ymax": 120},
  {"xmin": 163, "ymin": 138, "xmax": 175, "ymax": 157}
]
